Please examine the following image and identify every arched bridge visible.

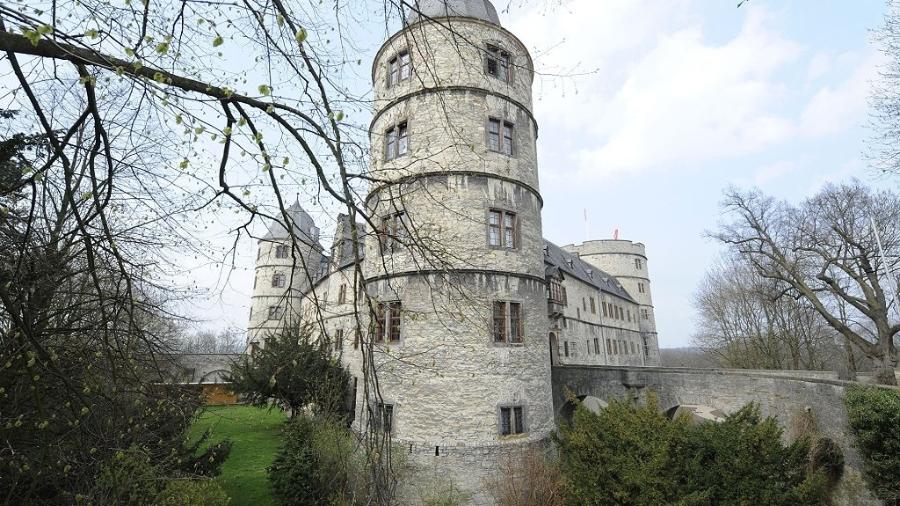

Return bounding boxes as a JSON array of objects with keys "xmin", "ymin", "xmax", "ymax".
[{"xmin": 551, "ymin": 365, "xmax": 867, "ymax": 467}]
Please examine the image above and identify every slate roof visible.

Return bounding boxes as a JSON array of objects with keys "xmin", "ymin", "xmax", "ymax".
[
  {"xmin": 543, "ymin": 240, "xmax": 635, "ymax": 302},
  {"xmin": 406, "ymin": 0, "xmax": 501, "ymax": 26},
  {"xmin": 262, "ymin": 200, "xmax": 321, "ymax": 250}
]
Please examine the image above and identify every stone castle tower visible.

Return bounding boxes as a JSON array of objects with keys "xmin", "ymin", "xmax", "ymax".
[
  {"xmin": 362, "ymin": 0, "xmax": 553, "ymax": 497},
  {"xmin": 564, "ymin": 240, "xmax": 661, "ymax": 365},
  {"xmin": 247, "ymin": 201, "xmax": 325, "ymax": 347}
]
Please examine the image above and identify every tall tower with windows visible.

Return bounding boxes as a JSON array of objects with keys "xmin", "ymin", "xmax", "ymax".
[
  {"xmin": 247, "ymin": 200, "xmax": 325, "ymax": 348},
  {"xmin": 360, "ymin": 0, "xmax": 553, "ymax": 498},
  {"xmin": 563, "ymin": 239, "xmax": 661, "ymax": 366}
]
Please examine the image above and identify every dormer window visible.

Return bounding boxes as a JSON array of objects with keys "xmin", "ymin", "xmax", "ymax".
[
  {"xmin": 385, "ymin": 121, "xmax": 409, "ymax": 160},
  {"xmin": 387, "ymin": 50, "xmax": 411, "ymax": 86},
  {"xmin": 485, "ymin": 44, "xmax": 510, "ymax": 83}
]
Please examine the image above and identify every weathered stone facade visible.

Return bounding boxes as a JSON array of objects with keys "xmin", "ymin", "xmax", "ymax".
[{"xmin": 247, "ymin": 2, "xmax": 661, "ymax": 503}]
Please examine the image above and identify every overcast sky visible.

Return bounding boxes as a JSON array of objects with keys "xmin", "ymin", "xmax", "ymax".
[{"xmin": 184, "ymin": 0, "xmax": 893, "ymax": 348}]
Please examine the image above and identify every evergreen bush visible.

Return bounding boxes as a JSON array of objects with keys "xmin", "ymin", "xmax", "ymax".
[{"xmin": 845, "ymin": 385, "xmax": 900, "ymax": 505}]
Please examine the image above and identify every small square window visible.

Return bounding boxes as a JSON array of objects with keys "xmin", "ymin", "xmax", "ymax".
[
  {"xmin": 499, "ymin": 406, "xmax": 525, "ymax": 435},
  {"xmin": 272, "ymin": 272, "xmax": 286, "ymax": 288},
  {"xmin": 275, "ymin": 244, "xmax": 289, "ymax": 258},
  {"xmin": 267, "ymin": 306, "xmax": 283, "ymax": 320}
]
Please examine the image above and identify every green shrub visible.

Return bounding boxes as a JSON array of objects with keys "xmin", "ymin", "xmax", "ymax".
[
  {"xmin": 91, "ymin": 446, "xmax": 164, "ymax": 506},
  {"xmin": 155, "ymin": 479, "xmax": 230, "ymax": 505},
  {"xmin": 267, "ymin": 415, "xmax": 363, "ymax": 505},
  {"xmin": 554, "ymin": 397, "xmax": 830, "ymax": 505},
  {"xmin": 845, "ymin": 385, "xmax": 900, "ymax": 505}
]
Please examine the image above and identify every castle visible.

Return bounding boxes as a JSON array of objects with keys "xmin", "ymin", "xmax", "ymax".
[{"xmin": 247, "ymin": 0, "xmax": 660, "ymax": 501}]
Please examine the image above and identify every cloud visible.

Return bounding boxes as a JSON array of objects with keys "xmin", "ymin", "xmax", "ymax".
[
  {"xmin": 799, "ymin": 51, "xmax": 880, "ymax": 137},
  {"xmin": 508, "ymin": 1, "xmax": 878, "ymax": 183}
]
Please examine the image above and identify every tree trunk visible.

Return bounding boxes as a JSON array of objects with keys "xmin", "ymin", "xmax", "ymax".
[{"xmin": 872, "ymin": 351, "xmax": 898, "ymax": 386}]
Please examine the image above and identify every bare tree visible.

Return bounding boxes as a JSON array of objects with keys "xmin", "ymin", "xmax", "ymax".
[
  {"xmin": 180, "ymin": 327, "xmax": 244, "ymax": 354},
  {"xmin": 713, "ymin": 181, "xmax": 900, "ymax": 385},
  {"xmin": 693, "ymin": 256, "xmax": 839, "ymax": 371},
  {"xmin": 869, "ymin": 0, "xmax": 900, "ymax": 176}
]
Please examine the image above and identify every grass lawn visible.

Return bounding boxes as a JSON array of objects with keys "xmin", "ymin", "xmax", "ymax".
[{"xmin": 188, "ymin": 404, "xmax": 286, "ymax": 505}]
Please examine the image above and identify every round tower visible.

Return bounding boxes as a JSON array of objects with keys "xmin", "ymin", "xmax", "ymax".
[
  {"xmin": 248, "ymin": 201, "xmax": 324, "ymax": 348},
  {"xmin": 361, "ymin": 0, "xmax": 553, "ymax": 498},
  {"xmin": 563, "ymin": 239, "xmax": 660, "ymax": 365}
]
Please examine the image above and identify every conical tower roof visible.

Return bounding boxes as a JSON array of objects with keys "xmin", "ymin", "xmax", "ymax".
[
  {"xmin": 262, "ymin": 199, "xmax": 320, "ymax": 247},
  {"xmin": 406, "ymin": 0, "xmax": 501, "ymax": 26}
]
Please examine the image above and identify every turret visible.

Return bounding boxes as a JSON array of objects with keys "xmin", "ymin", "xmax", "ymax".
[
  {"xmin": 247, "ymin": 200, "xmax": 325, "ymax": 348},
  {"xmin": 562, "ymin": 239, "xmax": 661, "ymax": 365},
  {"xmin": 358, "ymin": 0, "xmax": 553, "ymax": 500}
]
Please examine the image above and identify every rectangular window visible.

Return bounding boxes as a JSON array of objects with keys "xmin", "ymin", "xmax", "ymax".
[
  {"xmin": 387, "ymin": 50, "xmax": 411, "ymax": 86},
  {"xmin": 267, "ymin": 306, "xmax": 283, "ymax": 320},
  {"xmin": 353, "ymin": 330, "xmax": 360, "ymax": 350},
  {"xmin": 375, "ymin": 403, "xmax": 393, "ymax": 432},
  {"xmin": 594, "ymin": 338, "xmax": 600, "ymax": 354},
  {"xmin": 576, "ymin": 307, "xmax": 580, "ymax": 319},
  {"xmin": 590, "ymin": 297, "xmax": 596, "ymax": 314},
  {"xmin": 374, "ymin": 301, "xmax": 402, "ymax": 342},
  {"xmin": 272, "ymin": 272, "xmax": 286, "ymax": 288},
  {"xmin": 275, "ymin": 244, "xmax": 289, "ymax": 258},
  {"xmin": 606, "ymin": 339, "xmax": 612, "ymax": 355},
  {"xmin": 488, "ymin": 209, "xmax": 517, "ymax": 248},
  {"xmin": 563, "ymin": 341, "xmax": 569, "ymax": 357},
  {"xmin": 499, "ymin": 406, "xmax": 525, "ymax": 435},
  {"xmin": 486, "ymin": 45, "xmax": 510, "ymax": 82},
  {"xmin": 487, "ymin": 118, "xmax": 515, "ymax": 155},
  {"xmin": 586, "ymin": 340, "xmax": 591, "ymax": 355},
  {"xmin": 493, "ymin": 301, "xmax": 523, "ymax": 343},
  {"xmin": 630, "ymin": 341, "xmax": 636, "ymax": 354},
  {"xmin": 638, "ymin": 282, "xmax": 645, "ymax": 294},
  {"xmin": 385, "ymin": 122, "xmax": 408, "ymax": 160},
  {"xmin": 602, "ymin": 301, "xmax": 608, "ymax": 317},
  {"xmin": 627, "ymin": 310, "xmax": 632, "ymax": 323},
  {"xmin": 642, "ymin": 308, "xmax": 650, "ymax": 320},
  {"xmin": 380, "ymin": 211, "xmax": 406, "ymax": 253},
  {"xmin": 635, "ymin": 258, "xmax": 643, "ymax": 270},
  {"xmin": 613, "ymin": 340, "xmax": 618, "ymax": 355},
  {"xmin": 338, "ymin": 284, "xmax": 347, "ymax": 304},
  {"xmin": 334, "ymin": 329, "xmax": 344, "ymax": 352}
]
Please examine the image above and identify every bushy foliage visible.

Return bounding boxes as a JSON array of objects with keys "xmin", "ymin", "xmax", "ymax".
[
  {"xmin": 228, "ymin": 323, "xmax": 350, "ymax": 417},
  {"xmin": 155, "ymin": 478, "xmax": 230, "ymax": 505},
  {"xmin": 0, "ymin": 112, "xmax": 230, "ymax": 503},
  {"xmin": 267, "ymin": 415, "xmax": 364, "ymax": 506},
  {"xmin": 554, "ymin": 397, "xmax": 832, "ymax": 505},
  {"xmin": 90, "ymin": 446, "xmax": 230, "ymax": 505},
  {"xmin": 845, "ymin": 385, "xmax": 900, "ymax": 505}
]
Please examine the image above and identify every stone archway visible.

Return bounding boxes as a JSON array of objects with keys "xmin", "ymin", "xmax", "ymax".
[{"xmin": 560, "ymin": 394, "xmax": 608, "ymax": 421}]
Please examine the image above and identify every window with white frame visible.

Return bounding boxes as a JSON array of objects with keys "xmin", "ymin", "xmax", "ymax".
[
  {"xmin": 488, "ymin": 209, "xmax": 517, "ymax": 248},
  {"xmin": 493, "ymin": 301, "xmax": 523, "ymax": 343},
  {"xmin": 499, "ymin": 406, "xmax": 524, "ymax": 435}
]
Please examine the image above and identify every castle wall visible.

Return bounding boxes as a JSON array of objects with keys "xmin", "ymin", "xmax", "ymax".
[{"xmin": 563, "ymin": 240, "xmax": 661, "ymax": 365}]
